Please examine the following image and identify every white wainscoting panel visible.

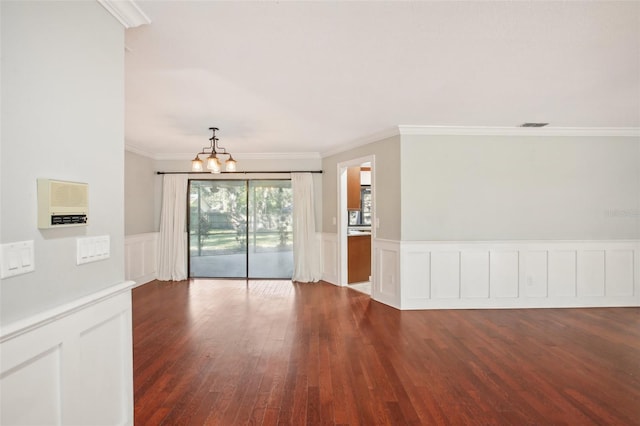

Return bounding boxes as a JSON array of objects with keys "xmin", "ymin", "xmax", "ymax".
[
  {"xmin": 403, "ymin": 250, "xmax": 430, "ymax": 300},
  {"xmin": 606, "ymin": 250, "xmax": 635, "ymax": 296},
  {"xmin": 400, "ymin": 240, "xmax": 639, "ymax": 310},
  {"xmin": 0, "ymin": 281, "xmax": 135, "ymax": 425},
  {"xmin": 125, "ymin": 232, "xmax": 158, "ymax": 285},
  {"xmin": 548, "ymin": 251, "xmax": 577, "ymax": 297},
  {"xmin": 374, "ymin": 239, "xmax": 401, "ymax": 309},
  {"xmin": 524, "ymin": 251, "xmax": 548, "ymax": 298},
  {"xmin": 0, "ymin": 345, "xmax": 61, "ymax": 424},
  {"xmin": 461, "ymin": 252, "xmax": 489, "ymax": 298},
  {"xmin": 431, "ymin": 252, "xmax": 460, "ymax": 299},
  {"xmin": 490, "ymin": 251, "xmax": 519, "ymax": 298},
  {"xmin": 321, "ymin": 233, "xmax": 339, "ymax": 286},
  {"xmin": 320, "ymin": 236, "xmax": 638, "ymax": 310},
  {"xmin": 578, "ymin": 251, "xmax": 605, "ymax": 297}
]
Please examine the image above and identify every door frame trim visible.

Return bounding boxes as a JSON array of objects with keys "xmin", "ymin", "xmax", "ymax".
[{"xmin": 337, "ymin": 155, "xmax": 376, "ymax": 293}]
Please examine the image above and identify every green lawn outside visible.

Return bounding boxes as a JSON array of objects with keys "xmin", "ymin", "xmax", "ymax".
[{"xmin": 190, "ymin": 230, "xmax": 292, "ymax": 255}]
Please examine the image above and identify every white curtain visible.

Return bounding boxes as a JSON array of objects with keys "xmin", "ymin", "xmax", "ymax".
[
  {"xmin": 157, "ymin": 174, "xmax": 188, "ymax": 281},
  {"xmin": 291, "ymin": 173, "xmax": 321, "ymax": 282}
]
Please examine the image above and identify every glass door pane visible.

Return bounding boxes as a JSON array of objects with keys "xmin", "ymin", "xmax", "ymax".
[
  {"xmin": 248, "ymin": 180, "xmax": 293, "ymax": 278},
  {"xmin": 189, "ymin": 180, "xmax": 247, "ymax": 278}
]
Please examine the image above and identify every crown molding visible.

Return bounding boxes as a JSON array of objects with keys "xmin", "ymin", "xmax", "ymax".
[
  {"xmin": 321, "ymin": 127, "xmax": 400, "ymax": 158},
  {"xmin": 98, "ymin": 0, "xmax": 151, "ymax": 28},
  {"xmin": 126, "ymin": 144, "xmax": 320, "ymax": 161},
  {"xmin": 397, "ymin": 126, "xmax": 640, "ymax": 137},
  {"xmin": 321, "ymin": 125, "xmax": 640, "ymax": 158},
  {"xmin": 128, "ymin": 126, "xmax": 639, "ymax": 162},
  {"xmin": 125, "ymin": 143, "xmax": 154, "ymax": 158},
  {"xmin": 144, "ymin": 151, "xmax": 321, "ymax": 161},
  {"xmin": 233, "ymin": 152, "xmax": 321, "ymax": 160}
]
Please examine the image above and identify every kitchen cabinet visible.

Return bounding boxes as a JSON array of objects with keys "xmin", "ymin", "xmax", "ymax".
[
  {"xmin": 347, "ymin": 167, "xmax": 361, "ymax": 210},
  {"xmin": 348, "ymin": 234, "xmax": 371, "ymax": 283}
]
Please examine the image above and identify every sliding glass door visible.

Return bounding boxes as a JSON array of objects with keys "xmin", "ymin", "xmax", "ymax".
[
  {"xmin": 189, "ymin": 180, "xmax": 247, "ymax": 278},
  {"xmin": 247, "ymin": 180, "xmax": 293, "ymax": 278},
  {"xmin": 189, "ymin": 179, "xmax": 293, "ymax": 279}
]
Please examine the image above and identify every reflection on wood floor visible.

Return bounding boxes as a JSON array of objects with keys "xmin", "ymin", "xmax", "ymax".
[
  {"xmin": 133, "ymin": 279, "xmax": 640, "ymax": 425},
  {"xmin": 347, "ymin": 281, "xmax": 371, "ymax": 295}
]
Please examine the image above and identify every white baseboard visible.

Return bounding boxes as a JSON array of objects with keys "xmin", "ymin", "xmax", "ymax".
[
  {"xmin": 0, "ymin": 281, "xmax": 136, "ymax": 425},
  {"xmin": 125, "ymin": 232, "xmax": 158, "ymax": 285}
]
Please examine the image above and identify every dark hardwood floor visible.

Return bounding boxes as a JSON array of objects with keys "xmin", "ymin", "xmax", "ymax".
[{"xmin": 133, "ymin": 279, "xmax": 640, "ymax": 425}]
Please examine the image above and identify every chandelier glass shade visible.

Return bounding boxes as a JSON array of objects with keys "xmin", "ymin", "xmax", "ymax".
[{"xmin": 191, "ymin": 127, "xmax": 237, "ymax": 173}]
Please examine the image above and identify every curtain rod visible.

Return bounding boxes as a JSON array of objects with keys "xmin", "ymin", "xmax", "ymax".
[{"xmin": 156, "ymin": 170, "xmax": 323, "ymax": 175}]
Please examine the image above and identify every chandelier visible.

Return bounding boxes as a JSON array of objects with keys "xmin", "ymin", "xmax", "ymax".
[{"xmin": 191, "ymin": 127, "xmax": 237, "ymax": 173}]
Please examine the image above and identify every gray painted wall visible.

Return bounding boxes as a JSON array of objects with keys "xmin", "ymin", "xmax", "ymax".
[
  {"xmin": 322, "ymin": 136, "xmax": 401, "ymax": 240},
  {"xmin": 125, "ymin": 151, "xmax": 156, "ymax": 235},
  {"xmin": 401, "ymin": 134, "xmax": 640, "ymax": 240},
  {"xmin": 1, "ymin": 1, "xmax": 125, "ymax": 324}
]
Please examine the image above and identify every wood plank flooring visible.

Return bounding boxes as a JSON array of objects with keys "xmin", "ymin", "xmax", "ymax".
[{"xmin": 133, "ymin": 279, "xmax": 640, "ymax": 425}]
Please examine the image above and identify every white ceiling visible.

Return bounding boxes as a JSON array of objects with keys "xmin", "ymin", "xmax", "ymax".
[{"xmin": 124, "ymin": 1, "xmax": 640, "ymax": 159}]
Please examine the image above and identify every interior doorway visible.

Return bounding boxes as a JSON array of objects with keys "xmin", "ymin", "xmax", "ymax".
[
  {"xmin": 338, "ymin": 156, "xmax": 375, "ymax": 296},
  {"xmin": 188, "ymin": 179, "xmax": 293, "ymax": 279}
]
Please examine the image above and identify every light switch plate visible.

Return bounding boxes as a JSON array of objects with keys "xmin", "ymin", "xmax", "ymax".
[
  {"xmin": 77, "ymin": 235, "xmax": 110, "ymax": 265},
  {"xmin": 1, "ymin": 240, "xmax": 35, "ymax": 279}
]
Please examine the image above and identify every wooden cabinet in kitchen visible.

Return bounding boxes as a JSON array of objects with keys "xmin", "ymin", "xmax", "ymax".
[
  {"xmin": 348, "ymin": 234, "xmax": 371, "ymax": 283},
  {"xmin": 347, "ymin": 166, "xmax": 361, "ymax": 210}
]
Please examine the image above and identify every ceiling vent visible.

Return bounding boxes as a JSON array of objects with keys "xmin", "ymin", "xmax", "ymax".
[{"xmin": 520, "ymin": 122, "xmax": 549, "ymax": 127}]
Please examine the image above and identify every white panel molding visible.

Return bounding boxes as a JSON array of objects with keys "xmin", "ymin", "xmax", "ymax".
[
  {"xmin": 431, "ymin": 252, "xmax": 460, "ymax": 299},
  {"xmin": 578, "ymin": 251, "xmax": 605, "ymax": 297},
  {"xmin": 321, "ymin": 233, "xmax": 339, "ymax": 286},
  {"xmin": 548, "ymin": 251, "xmax": 577, "ymax": 297},
  {"xmin": 125, "ymin": 232, "xmax": 158, "ymax": 286},
  {"xmin": 402, "ymin": 250, "xmax": 430, "ymax": 301},
  {"xmin": 373, "ymin": 239, "xmax": 401, "ymax": 309},
  {"xmin": 490, "ymin": 251, "xmax": 520, "ymax": 298},
  {"xmin": 606, "ymin": 250, "xmax": 635, "ymax": 296},
  {"xmin": 524, "ymin": 251, "xmax": 548, "ymax": 298},
  {"xmin": 1, "ymin": 281, "xmax": 135, "ymax": 425},
  {"xmin": 461, "ymin": 252, "xmax": 489, "ymax": 298},
  {"xmin": 400, "ymin": 240, "xmax": 639, "ymax": 310},
  {"xmin": 97, "ymin": 0, "xmax": 151, "ymax": 28},
  {"xmin": 318, "ymin": 236, "xmax": 638, "ymax": 310}
]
